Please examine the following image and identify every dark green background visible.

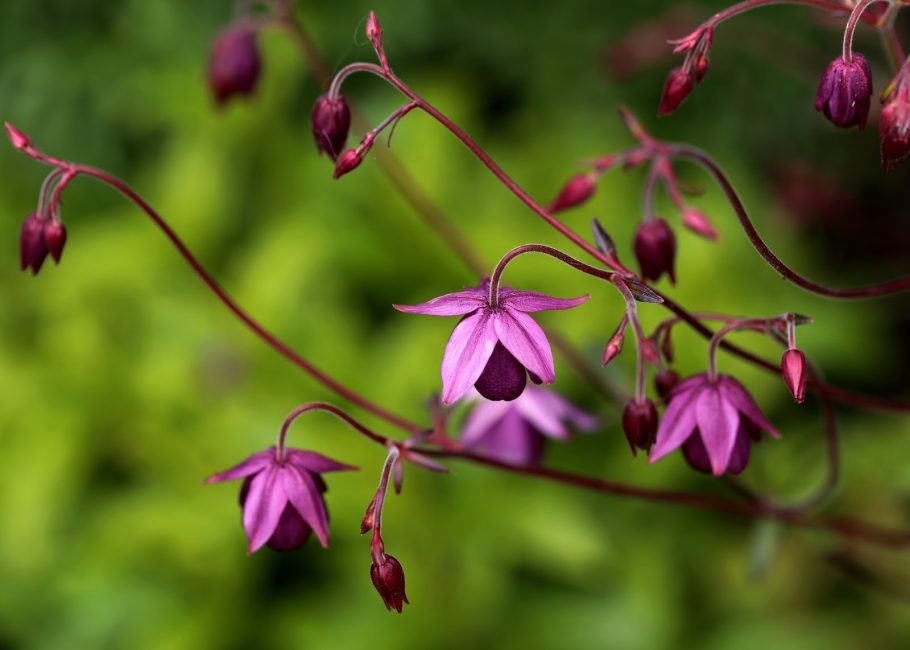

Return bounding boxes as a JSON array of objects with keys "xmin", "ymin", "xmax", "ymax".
[{"xmin": 1, "ymin": 1, "xmax": 909, "ymax": 648}]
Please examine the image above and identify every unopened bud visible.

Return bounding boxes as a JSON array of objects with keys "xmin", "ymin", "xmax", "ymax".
[
  {"xmin": 5, "ymin": 123, "xmax": 30, "ymax": 151},
  {"xmin": 602, "ymin": 331, "xmax": 624, "ymax": 366},
  {"xmin": 655, "ymin": 369, "xmax": 680, "ymax": 400},
  {"xmin": 622, "ymin": 397, "xmax": 658, "ymax": 455},
  {"xmin": 781, "ymin": 348, "xmax": 807, "ymax": 404},
  {"xmin": 311, "ymin": 94, "xmax": 352, "ymax": 161},
  {"xmin": 366, "ymin": 11, "xmax": 383, "ymax": 50},
  {"xmin": 361, "ymin": 497, "xmax": 377, "ymax": 534},
  {"xmin": 658, "ymin": 67, "xmax": 695, "ymax": 116},
  {"xmin": 547, "ymin": 173, "xmax": 596, "ymax": 213},
  {"xmin": 591, "ymin": 218, "xmax": 617, "ymax": 257},
  {"xmin": 209, "ymin": 26, "xmax": 262, "ymax": 106},
  {"xmin": 370, "ymin": 553, "xmax": 409, "ymax": 613},
  {"xmin": 44, "ymin": 220, "xmax": 67, "ymax": 264},
  {"xmin": 634, "ymin": 217, "xmax": 677, "ymax": 283},
  {"xmin": 681, "ymin": 208, "xmax": 718, "ymax": 240},
  {"xmin": 815, "ymin": 54, "xmax": 872, "ymax": 129},
  {"xmin": 19, "ymin": 212, "xmax": 49, "ymax": 275},
  {"xmin": 880, "ymin": 79, "xmax": 910, "ymax": 170},
  {"xmin": 333, "ymin": 148, "xmax": 364, "ymax": 179}
]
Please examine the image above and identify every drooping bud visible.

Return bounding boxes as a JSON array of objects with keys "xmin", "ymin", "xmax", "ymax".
[
  {"xmin": 43, "ymin": 220, "xmax": 67, "ymax": 264},
  {"xmin": 366, "ymin": 11, "xmax": 383, "ymax": 51},
  {"xmin": 19, "ymin": 212, "xmax": 49, "ymax": 275},
  {"xmin": 311, "ymin": 94, "xmax": 352, "ymax": 161},
  {"xmin": 209, "ymin": 26, "xmax": 262, "ymax": 106},
  {"xmin": 370, "ymin": 553, "xmax": 409, "ymax": 613},
  {"xmin": 633, "ymin": 217, "xmax": 677, "ymax": 283},
  {"xmin": 880, "ymin": 75, "xmax": 910, "ymax": 170},
  {"xmin": 361, "ymin": 497, "xmax": 378, "ymax": 534},
  {"xmin": 622, "ymin": 397, "xmax": 659, "ymax": 455},
  {"xmin": 547, "ymin": 173, "xmax": 597, "ymax": 213},
  {"xmin": 781, "ymin": 348, "xmax": 807, "ymax": 404},
  {"xmin": 815, "ymin": 54, "xmax": 872, "ymax": 129},
  {"xmin": 681, "ymin": 208, "xmax": 718, "ymax": 240},
  {"xmin": 333, "ymin": 148, "xmax": 365, "ymax": 179},
  {"xmin": 4, "ymin": 122, "xmax": 30, "ymax": 151},
  {"xmin": 655, "ymin": 369, "xmax": 680, "ymax": 400},
  {"xmin": 602, "ymin": 331, "xmax": 624, "ymax": 366},
  {"xmin": 658, "ymin": 67, "xmax": 695, "ymax": 116}
]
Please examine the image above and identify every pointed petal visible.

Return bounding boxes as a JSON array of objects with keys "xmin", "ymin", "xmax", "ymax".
[
  {"xmin": 393, "ymin": 290, "xmax": 485, "ymax": 316},
  {"xmin": 242, "ymin": 465, "xmax": 288, "ymax": 553},
  {"xmin": 441, "ymin": 311, "xmax": 498, "ymax": 405},
  {"xmin": 718, "ymin": 375, "xmax": 780, "ymax": 438},
  {"xmin": 283, "ymin": 465, "xmax": 331, "ymax": 548},
  {"xmin": 205, "ymin": 449, "xmax": 275, "ymax": 484},
  {"xmin": 402, "ymin": 450, "xmax": 449, "ymax": 473},
  {"xmin": 287, "ymin": 449, "xmax": 357, "ymax": 474},
  {"xmin": 517, "ymin": 386, "xmax": 599, "ymax": 438},
  {"xmin": 493, "ymin": 308, "xmax": 555, "ymax": 384},
  {"xmin": 695, "ymin": 385, "xmax": 740, "ymax": 476},
  {"xmin": 502, "ymin": 291, "xmax": 589, "ymax": 313},
  {"xmin": 459, "ymin": 399, "xmax": 512, "ymax": 446},
  {"xmin": 649, "ymin": 384, "xmax": 702, "ymax": 464}
]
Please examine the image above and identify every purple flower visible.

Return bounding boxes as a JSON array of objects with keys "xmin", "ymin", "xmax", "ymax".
[
  {"xmin": 206, "ymin": 446, "xmax": 355, "ymax": 553},
  {"xmin": 459, "ymin": 386, "xmax": 598, "ymax": 465},
  {"xmin": 634, "ymin": 217, "xmax": 676, "ymax": 284},
  {"xmin": 209, "ymin": 26, "xmax": 262, "ymax": 106},
  {"xmin": 815, "ymin": 54, "xmax": 872, "ymax": 129},
  {"xmin": 649, "ymin": 373, "xmax": 780, "ymax": 476},
  {"xmin": 311, "ymin": 94, "xmax": 351, "ymax": 161},
  {"xmin": 880, "ymin": 74, "xmax": 910, "ymax": 170},
  {"xmin": 394, "ymin": 283, "xmax": 588, "ymax": 404}
]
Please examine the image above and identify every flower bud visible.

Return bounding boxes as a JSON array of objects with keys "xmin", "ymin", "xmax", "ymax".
[
  {"xmin": 209, "ymin": 27, "xmax": 262, "ymax": 106},
  {"xmin": 366, "ymin": 11, "xmax": 383, "ymax": 50},
  {"xmin": 658, "ymin": 67, "xmax": 695, "ymax": 116},
  {"xmin": 43, "ymin": 220, "xmax": 67, "ymax": 264},
  {"xmin": 655, "ymin": 369, "xmax": 680, "ymax": 400},
  {"xmin": 370, "ymin": 553, "xmax": 409, "ymax": 613},
  {"xmin": 19, "ymin": 212, "xmax": 49, "ymax": 275},
  {"xmin": 633, "ymin": 217, "xmax": 677, "ymax": 283},
  {"xmin": 4, "ymin": 122, "xmax": 30, "ymax": 151},
  {"xmin": 333, "ymin": 148, "xmax": 364, "ymax": 179},
  {"xmin": 681, "ymin": 208, "xmax": 718, "ymax": 240},
  {"xmin": 622, "ymin": 397, "xmax": 658, "ymax": 455},
  {"xmin": 781, "ymin": 348, "xmax": 807, "ymax": 404},
  {"xmin": 880, "ymin": 81, "xmax": 910, "ymax": 170},
  {"xmin": 815, "ymin": 54, "xmax": 872, "ymax": 129},
  {"xmin": 547, "ymin": 173, "xmax": 596, "ymax": 213},
  {"xmin": 311, "ymin": 94, "xmax": 352, "ymax": 161},
  {"xmin": 601, "ymin": 331, "xmax": 623, "ymax": 366}
]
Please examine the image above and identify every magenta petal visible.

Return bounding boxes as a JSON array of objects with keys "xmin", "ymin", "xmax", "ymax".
[
  {"xmin": 242, "ymin": 465, "xmax": 288, "ymax": 553},
  {"xmin": 695, "ymin": 385, "xmax": 740, "ymax": 476},
  {"xmin": 205, "ymin": 449, "xmax": 276, "ymax": 484},
  {"xmin": 393, "ymin": 290, "xmax": 485, "ymax": 316},
  {"xmin": 493, "ymin": 308, "xmax": 555, "ymax": 384},
  {"xmin": 471, "ymin": 409, "xmax": 544, "ymax": 466},
  {"xmin": 649, "ymin": 383, "xmax": 702, "ymax": 463},
  {"xmin": 515, "ymin": 387, "xmax": 571, "ymax": 439},
  {"xmin": 282, "ymin": 465, "xmax": 331, "ymax": 548},
  {"xmin": 460, "ymin": 399, "xmax": 512, "ymax": 446},
  {"xmin": 502, "ymin": 291, "xmax": 589, "ymax": 313},
  {"xmin": 287, "ymin": 450, "xmax": 357, "ymax": 474},
  {"xmin": 726, "ymin": 427, "xmax": 752, "ymax": 475},
  {"xmin": 441, "ymin": 311, "xmax": 498, "ymax": 405},
  {"xmin": 718, "ymin": 375, "xmax": 780, "ymax": 438}
]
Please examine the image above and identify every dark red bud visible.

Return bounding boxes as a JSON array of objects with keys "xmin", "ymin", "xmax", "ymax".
[
  {"xmin": 681, "ymin": 208, "xmax": 718, "ymax": 240},
  {"xmin": 209, "ymin": 27, "xmax": 262, "ymax": 106},
  {"xmin": 658, "ymin": 67, "xmax": 695, "ymax": 116},
  {"xmin": 333, "ymin": 148, "xmax": 364, "ymax": 179},
  {"xmin": 370, "ymin": 554, "xmax": 409, "ymax": 613},
  {"xmin": 693, "ymin": 52, "xmax": 710, "ymax": 83},
  {"xmin": 547, "ymin": 173, "xmax": 597, "ymax": 213},
  {"xmin": 19, "ymin": 212, "xmax": 49, "ymax": 275},
  {"xmin": 655, "ymin": 369, "xmax": 680, "ymax": 400},
  {"xmin": 880, "ymin": 83, "xmax": 910, "ymax": 170},
  {"xmin": 44, "ymin": 220, "xmax": 67, "ymax": 264},
  {"xmin": 634, "ymin": 217, "xmax": 677, "ymax": 284},
  {"xmin": 5, "ymin": 122, "xmax": 30, "ymax": 150},
  {"xmin": 311, "ymin": 94, "xmax": 352, "ymax": 161},
  {"xmin": 815, "ymin": 54, "xmax": 872, "ymax": 130},
  {"xmin": 659, "ymin": 331, "xmax": 674, "ymax": 363},
  {"xmin": 781, "ymin": 348, "xmax": 807, "ymax": 404},
  {"xmin": 602, "ymin": 332, "xmax": 624, "ymax": 366},
  {"xmin": 622, "ymin": 397, "xmax": 659, "ymax": 455}
]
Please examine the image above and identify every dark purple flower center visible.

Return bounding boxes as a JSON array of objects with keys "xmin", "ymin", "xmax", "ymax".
[{"xmin": 474, "ymin": 342, "xmax": 527, "ymax": 401}]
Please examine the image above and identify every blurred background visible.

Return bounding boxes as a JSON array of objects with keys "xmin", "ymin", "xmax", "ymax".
[{"xmin": 1, "ymin": 0, "xmax": 910, "ymax": 648}]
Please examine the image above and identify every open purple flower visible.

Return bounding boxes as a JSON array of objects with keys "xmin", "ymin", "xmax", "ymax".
[
  {"xmin": 649, "ymin": 373, "xmax": 780, "ymax": 476},
  {"xmin": 394, "ymin": 282, "xmax": 588, "ymax": 404},
  {"xmin": 459, "ymin": 386, "xmax": 598, "ymax": 465},
  {"xmin": 206, "ymin": 446, "xmax": 355, "ymax": 553}
]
